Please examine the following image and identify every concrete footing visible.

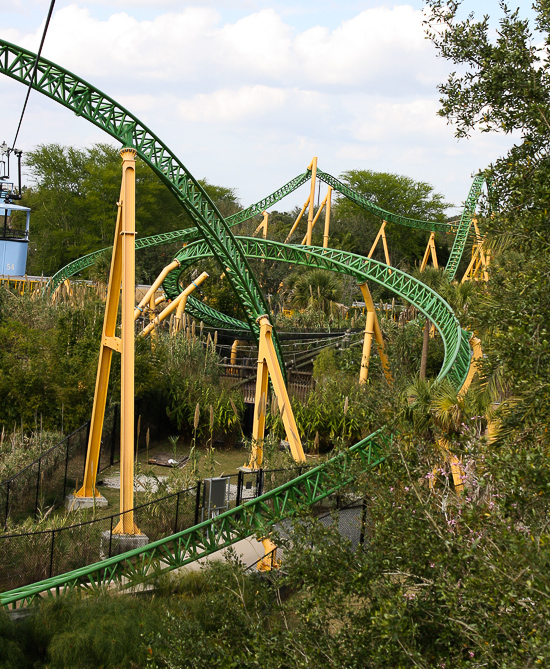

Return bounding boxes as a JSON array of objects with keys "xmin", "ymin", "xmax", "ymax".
[
  {"xmin": 100, "ymin": 531, "xmax": 150, "ymax": 559},
  {"xmin": 65, "ymin": 494, "xmax": 108, "ymax": 511}
]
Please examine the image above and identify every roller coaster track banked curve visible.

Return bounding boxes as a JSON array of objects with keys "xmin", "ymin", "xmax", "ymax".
[
  {"xmin": 45, "ymin": 168, "xmax": 484, "ymax": 295},
  {"xmin": 0, "ymin": 38, "xmax": 287, "ymax": 377},
  {"xmin": 0, "ymin": 40, "xmax": 478, "ymax": 609},
  {"xmin": 167, "ymin": 238, "xmax": 472, "ymax": 388}
]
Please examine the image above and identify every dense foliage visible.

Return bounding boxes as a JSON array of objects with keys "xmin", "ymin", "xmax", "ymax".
[
  {"xmin": 0, "ymin": 288, "xmax": 244, "ymax": 440},
  {"xmin": 17, "ymin": 144, "xmax": 240, "ymax": 281}
]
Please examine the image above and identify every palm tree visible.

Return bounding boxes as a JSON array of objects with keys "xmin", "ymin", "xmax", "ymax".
[{"xmin": 288, "ymin": 269, "xmax": 343, "ymax": 315}]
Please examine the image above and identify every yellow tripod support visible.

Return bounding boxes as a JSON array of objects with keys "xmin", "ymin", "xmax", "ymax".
[
  {"xmin": 247, "ymin": 316, "xmax": 306, "ymax": 469},
  {"xmin": 253, "ymin": 211, "xmax": 269, "ymax": 239},
  {"xmin": 367, "ymin": 220, "xmax": 392, "ymax": 269},
  {"xmin": 284, "ymin": 157, "xmax": 318, "ymax": 244},
  {"xmin": 300, "ymin": 186, "xmax": 333, "ymax": 246},
  {"xmin": 357, "ymin": 283, "xmax": 393, "ymax": 386},
  {"xmin": 461, "ymin": 218, "xmax": 490, "ymax": 283},
  {"xmin": 420, "ymin": 232, "xmax": 439, "ymax": 272}
]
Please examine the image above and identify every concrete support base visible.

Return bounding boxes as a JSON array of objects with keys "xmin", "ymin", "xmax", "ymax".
[
  {"xmin": 65, "ymin": 494, "xmax": 108, "ymax": 511},
  {"xmin": 100, "ymin": 530, "xmax": 150, "ymax": 559}
]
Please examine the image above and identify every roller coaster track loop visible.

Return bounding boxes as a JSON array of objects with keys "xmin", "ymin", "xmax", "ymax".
[
  {"xmin": 0, "ymin": 38, "xmax": 479, "ymax": 609},
  {"xmin": 0, "ymin": 38, "xmax": 287, "ymax": 377}
]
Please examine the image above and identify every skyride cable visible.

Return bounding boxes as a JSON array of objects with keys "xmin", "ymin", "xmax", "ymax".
[{"xmin": 9, "ymin": 0, "xmax": 57, "ymax": 152}]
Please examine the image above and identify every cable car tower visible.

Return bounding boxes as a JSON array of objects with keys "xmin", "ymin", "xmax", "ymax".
[{"xmin": 0, "ymin": 142, "xmax": 30, "ymax": 276}]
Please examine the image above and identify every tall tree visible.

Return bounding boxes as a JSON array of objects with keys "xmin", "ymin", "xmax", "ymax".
[
  {"xmin": 330, "ymin": 170, "xmax": 452, "ymax": 267},
  {"xmin": 19, "ymin": 144, "xmax": 240, "ymax": 279},
  {"xmin": 424, "ymin": 0, "xmax": 550, "ymax": 431}
]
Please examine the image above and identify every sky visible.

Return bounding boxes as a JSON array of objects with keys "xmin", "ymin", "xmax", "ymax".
[{"xmin": 0, "ymin": 1, "xmax": 538, "ymax": 216}]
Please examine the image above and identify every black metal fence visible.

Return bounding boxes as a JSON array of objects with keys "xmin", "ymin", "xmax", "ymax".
[
  {"xmin": 0, "ymin": 404, "xmax": 120, "ymax": 528},
  {"xmin": 245, "ymin": 498, "xmax": 368, "ymax": 573},
  {"xmin": 0, "ymin": 464, "xmax": 323, "ymax": 593}
]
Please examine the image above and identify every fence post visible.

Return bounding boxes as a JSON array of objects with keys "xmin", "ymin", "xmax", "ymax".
[
  {"xmin": 110, "ymin": 404, "xmax": 119, "ymax": 468},
  {"xmin": 236, "ymin": 470, "xmax": 243, "ymax": 507},
  {"xmin": 174, "ymin": 492, "xmax": 181, "ymax": 534},
  {"xmin": 34, "ymin": 458, "xmax": 42, "ymax": 519},
  {"xmin": 109, "ymin": 515, "xmax": 114, "ymax": 558},
  {"xmin": 4, "ymin": 481, "xmax": 9, "ymax": 529},
  {"xmin": 194, "ymin": 481, "xmax": 202, "ymax": 526},
  {"xmin": 49, "ymin": 530, "xmax": 56, "ymax": 578},
  {"xmin": 62, "ymin": 438, "xmax": 70, "ymax": 500},
  {"xmin": 257, "ymin": 469, "xmax": 264, "ymax": 497}
]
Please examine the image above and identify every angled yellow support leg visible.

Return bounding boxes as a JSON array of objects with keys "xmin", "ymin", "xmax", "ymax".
[
  {"xmin": 247, "ymin": 316, "xmax": 305, "ymax": 469},
  {"xmin": 458, "ymin": 335, "xmax": 483, "ymax": 400},
  {"xmin": 420, "ymin": 232, "xmax": 439, "ymax": 272},
  {"xmin": 358, "ymin": 283, "xmax": 393, "ymax": 386},
  {"xmin": 140, "ymin": 272, "xmax": 208, "ymax": 338},
  {"xmin": 367, "ymin": 220, "xmax": 392, "ymax": 270},
  {"xmin": 285, "ymin": 198, "xmax": 309, "ymax": 243},
  {"xmin": 134, "ymin": 259, "xmax": 180, "ymax": 321}
]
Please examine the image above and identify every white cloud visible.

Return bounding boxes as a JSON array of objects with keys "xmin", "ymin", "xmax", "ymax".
[
  {"xmin": 9, "ymin": 4, "xmax": 441, "ymax": 93},
  {"xmin": 1, "ymin": 2, "xmax": 518, "ymax": 213}
]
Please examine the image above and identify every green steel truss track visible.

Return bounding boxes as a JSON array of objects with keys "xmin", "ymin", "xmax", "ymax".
[
  {"xmin": 166, "ymin": 238, "xmax": 472, "ymax": 388},
  {"xmin": 45, "ymin": 171, "xmax": 313, "ymax": 294},
  {"xmin": 0, "ymin": 38, "xmax": 287, "ymax": 375},
  {"xmin": 444, "ymin": 174, "xmax": 486, "ymax": 279},
  {"xmin": 1, "ymin": 429, "xmax": 389, "ymax": 609},
  {"xmin": 316, "ymin": 169, "xmax": 459, "ymax": 235},
  {"xmin": 0, "ymin": 39, "xmax": 479, "ymax": 609}
]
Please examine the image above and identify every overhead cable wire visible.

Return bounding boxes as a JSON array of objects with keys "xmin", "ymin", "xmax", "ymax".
[{"xmin": 10, "ymin": 0, "xmax": 57, "ymax": 151}]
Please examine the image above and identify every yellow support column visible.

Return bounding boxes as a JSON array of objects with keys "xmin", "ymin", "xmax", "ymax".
[
  {"xmin": 247, "ymin": 316, "xmax": 305, "ymax": 469},
  {"xmin": 358, "ymin": 283, "xmax": 393, "ymax": 386},
  {"xmin": 114, "ymin": 148, "xmax": 139, "ymax": 535},
  {"xmin": 322, "ymin": 186, "xmax": 332, "ymax": 248},
  {"xmin": 305, "ymin": 157, "xmax": 317, "ymax": 246}
]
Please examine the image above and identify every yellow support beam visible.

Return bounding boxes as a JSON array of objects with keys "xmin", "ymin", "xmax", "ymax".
[
  {"xmin": 140, "ymin": 272, "xmax": 208, "ymax": 337},
  {"xmin": 247, "ymin": 316, "xmax": 305, "ymax": 469},
  {"xmin": 357, "ymin": 283, "xmax": 393, "ymax": 386},
  {"xmin": 305, "ymin": 157, "xmax": 317, "ymax": 246},
  {"xmin": 322, "ymin": 186, "xmax": 332, "ymax": 248},
  {"xmin": 114, "ymin": 148, "xmax": 139, "ymax": 535},
  {"xmin": 134, "ymin": 259, "xmax": 180, "ymax": 319}
]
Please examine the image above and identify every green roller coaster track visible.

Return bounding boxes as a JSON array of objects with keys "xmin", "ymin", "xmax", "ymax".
[
  {"xmin": 0, "ymin": 39, "xmax": 482, "ymax": 609},
  {"xmin": 0, "ymin": 38, "xmax": 287, "ymax": 376}
]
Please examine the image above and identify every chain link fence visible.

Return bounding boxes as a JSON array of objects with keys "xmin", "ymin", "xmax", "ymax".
[{"xmin": 0, "ymin": 464, "xmax": 318, "ymax": 593}]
